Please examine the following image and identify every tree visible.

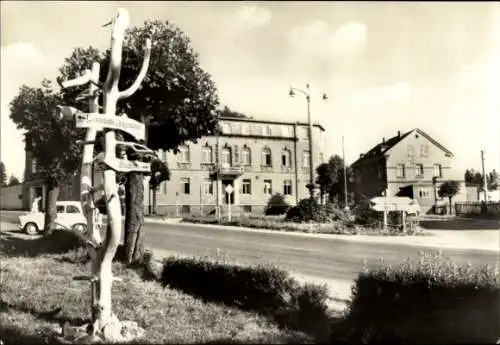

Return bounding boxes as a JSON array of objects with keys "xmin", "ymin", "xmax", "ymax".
[
  {"xmin": 487, "ymin": 170, "xmax": 498, "ymax": 191},
  {"xmin": 218, "ymin": 105, "xmax": 249, "ymax": 119},
  {"xmin": 58, "ymin": 20, "xmax": 219, "ymax": 263},
  {"xmin": 315, "ymin": 155, "xmax": 353, "ymax": 206},
  {"xmin": 464, "ymin": 169, "xmax": 483, "ymax": 186},
  {"xmin": 8, "ymin": 175, "xmax": 20, "ymax": 185},
  {"xmin": 9, "ymin": 80, "xmax": 83, "ymax": 233},
  {"xmin": 438, "ymin": 180, "xmax": 461, "ymax": 214},
  {"xmin": 148, "ymin": 159, "xmax": 171, "ymax": 214},
  {"xmin": 0, "ymin": 161, "xmax": 6, "ymax": 186}
]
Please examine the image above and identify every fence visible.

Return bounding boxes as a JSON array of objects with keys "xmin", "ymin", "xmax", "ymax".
[{"xmin": 455, "ymin": 201, "xmax": 500, "ymax": 218}]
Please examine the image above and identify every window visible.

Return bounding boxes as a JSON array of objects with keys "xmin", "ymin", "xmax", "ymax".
[
  {"xmin": 221, "ymin": 122, "xmax": 230, "ymax": 134},
  {"xmin": 418, "ymin": 189, "xmax": 431, "ymax": 199},
  {"xmin": 177, "ymin": 145, "xmax": 190, "ymax": 163},
  {"xmin": 415, "ymin": 164, "xmax": 424, "ymax": 177},
  {"xmin": 202, "ymin": 146, "xmax": 212, "ymax": 164},
  {"xmin": 283, "ymin": 126, "xmax": 293, "ymax": 137},
  {"xmin": 263, "ymin": 180, "xmax": 272, "ymax": 195},
  {"xmin": 203, "ymin": 179, "xmax": 213, "ymax": 194},
  {"xmin": 433, "ymin": 164, "xmax": 442, "ymax": 178},
  {"xmin": 302, "ymin": 151, "xmax": 310, "ymax": 168},
  {"xmin": 240, "ymin": 147, "xmax": 251, "ymax": 165},
  {"xmin": 243, "ymin": 205, "xmax": 252, "ymax": 213},
  {"xmin": 264, "ymin": 125, "xmax": 272, "ymax": 136},
  {"xmin": 261, "ymin": 148, "xmax": 272, "ymax": 166},
  {"xmin": 396, "ymin": 164, "xmax": 405, "ymax": 178},
  {"xmin": 282, "ymin": 149, "xmax": 291, "ymax": 167},
  {"xmin": 407, "ymin": 145, "xmax": 414, "ymax": 157},
  {"xmin": 241, "ymin": 124, "xmax": 249, "ymax": 135},
  {"xmin": 66, "ymin": 205, "xmax": 79, "ymax": 214},
  {"xmin": 242, "ymin": 179, "xmax": 251, "ymax": 195},
  {"xmin": 56, "ymin": 205, "xmax": 65, "ymax": 213},
  {"xmin": 231, "ymin": 123, "xmax": 241, "ymax": 134},
  {"xmin": 221, "ymin": 147, "xmax": 231, "ymax": 166},
  {"xmin": 181, "ymin": 205, "xmax": 190, "ymax": 214},
  {"xmin": 283, "ymin": 180, "xmax": 292, "ymax": 195},
  {"xmin": 420, "ymin": 144, "xmax": 429, "ymax": 157},
  {"xmin": 181, "ymin": 177, "xmax": 190, "ymax": 194}
]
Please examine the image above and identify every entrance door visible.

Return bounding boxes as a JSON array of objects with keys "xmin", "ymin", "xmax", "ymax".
[{"xmin": 222, "ymin": 179, "xmax": 235, "ymax": 204}]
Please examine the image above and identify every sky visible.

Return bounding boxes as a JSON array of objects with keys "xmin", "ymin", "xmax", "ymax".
[{"xmin": 1, "ymin": 1, "xmax": 499, "ymax": 180}]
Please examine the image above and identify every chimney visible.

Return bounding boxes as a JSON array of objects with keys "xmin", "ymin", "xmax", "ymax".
[{"xmin": 397, "ymin": 130, "xmax": 401, "ymax": 138}]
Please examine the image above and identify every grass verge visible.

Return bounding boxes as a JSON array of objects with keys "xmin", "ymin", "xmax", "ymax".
[
  {"xmin": 181, "ymin": 214, "xmax": 430, "ymax": 237},
  {"xmin": 0, "ymin": 229, "xmax": 315, "ymax": 344}
]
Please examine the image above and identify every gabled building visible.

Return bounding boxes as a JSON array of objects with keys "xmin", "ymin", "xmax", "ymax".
[{"xmin": 351, "ymin": 128, "xmax": 467, "ymax": 213}]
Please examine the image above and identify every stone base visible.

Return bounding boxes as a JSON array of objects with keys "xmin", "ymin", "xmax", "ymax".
[{"xmin": 54, "ymin": 317, "xmax": 145, "ymax": 344}]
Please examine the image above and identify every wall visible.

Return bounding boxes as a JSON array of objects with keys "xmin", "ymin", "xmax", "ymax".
[{"xmin": 0, "ymin": 184, "xmax": 24, "ymax": 210}]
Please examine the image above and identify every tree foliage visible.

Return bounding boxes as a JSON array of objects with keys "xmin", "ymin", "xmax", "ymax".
[
  {"xmin": 218, "ymin": 105, "xmax": 249, "ymax": 119},
  {"xmin": 438, "ymin": 180, "xmax": 461, "ymax": 214},
  {"xmin": 464, "ymin": 168, "xmax": 498, "ymax": 191},
  {"xmin": 315, "ymin": 155, "xmax": 353, "ymax": 205},
  {"xmin": 0, "ymin": 161, "xmax": 6, "ymax": 186},
  {"xmin": 8, "ymin": 176, "xmax": 20, "ymax": 185}
]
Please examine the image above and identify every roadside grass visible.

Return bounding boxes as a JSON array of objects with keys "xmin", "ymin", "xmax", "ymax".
[
  {"xmin": 0, "ymin": 230, "xmax": 315, "ymax": 344},
  {"xmin": 182, "ymin": 214, "xmax": 430, "ymax": 237}
]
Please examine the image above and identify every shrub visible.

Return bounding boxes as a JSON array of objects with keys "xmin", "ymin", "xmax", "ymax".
[
  {"xmin": 285, "ymin": 198, "xmax": 321, "ymax": 222},
  {"xmin": 344, "ymin": 251, "xmax": 500, "ymax": 344},
  {"xmin": 265, "ymin": 193, "xmax": 290, "ymax": 216},
  {"xmin": 351, "ymin": 199, "xmax": 380, "ymax": 226},
  {"xmin": 161, "ymin": 256, "xmax": 331, "ymax": 338}
]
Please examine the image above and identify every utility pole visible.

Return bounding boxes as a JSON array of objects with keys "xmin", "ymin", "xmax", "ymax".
[
  {"xmin": 481, "ymin": 150, "xmax": 488, "ymax": 202},
  {"xmin": 342, "ymin": 136, "xmax": 348, "ymax": 210},
  {"xmin": 215, "ymin": 132, "xmax": 221, "ymax": 220}
]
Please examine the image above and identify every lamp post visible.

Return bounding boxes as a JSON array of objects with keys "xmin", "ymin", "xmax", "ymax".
[{"xmin": 289, "ymin": 83, "xmax": 327, "ymax": 199}]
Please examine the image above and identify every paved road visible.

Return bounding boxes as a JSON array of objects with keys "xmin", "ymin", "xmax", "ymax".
[
  {"xmin": 142, "ymin": 222, "xmax": 499, "ymax": 281},
  {"xmin": 2, "ymin": 211, "xmax": 497, "ymax": 281}
]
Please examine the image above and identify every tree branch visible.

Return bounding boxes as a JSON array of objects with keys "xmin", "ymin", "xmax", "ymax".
[{"xmin": 118, "ymin": 39, "xmax": 152, "ymax": 100}]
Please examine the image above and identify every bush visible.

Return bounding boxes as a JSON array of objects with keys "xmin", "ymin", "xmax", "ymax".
[
  {"xmin": 265, "ymin": 193, "xmax": 290, "ymax": 216},
  {"xmin": 161, "ymin": 256, "xmax": 331, "ymax": 338},
  {"xmin": 351, "ymin": 199, "xmax": 380, "ymax": 226},
  {"xmin": 344, "ymin": 251, "xmax": 500, "ymax": 344},
  {"xmin": 285, "ymin": 198, "xmax": 321, "ymax": 222}
]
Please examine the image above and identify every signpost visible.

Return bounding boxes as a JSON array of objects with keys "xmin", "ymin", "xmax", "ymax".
[
  {"xmin": 370, "ymin": 196, "xmax": 419, "ymax": 232},
  {"xmin": 102, "ymin": 157, "xmax": 151, "ymax": 173},
  {"xmin": 225, "ymin": 184, "xmax": 234, "ymax": 222}
]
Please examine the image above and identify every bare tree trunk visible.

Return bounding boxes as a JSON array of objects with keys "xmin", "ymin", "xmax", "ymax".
[
  {"xmin": 152, "ymin": 186, "xmax": 157, "ymax": 215},
  {"xmin": 124, "ymin": 172, "xmax": 145, "ymax": 264},
  {"xmin": 44, "ymin": 184, "xmax": 59, "ymax": 235}
]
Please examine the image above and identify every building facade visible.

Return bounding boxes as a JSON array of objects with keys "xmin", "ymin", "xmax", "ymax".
[
  {"xmin": 152, "ymin": 117, "xmax": 326, "ymax": 216},
  {"xmin": 351, "ymin": 128, "xmax": 467, "ymax": 213},
  {"xmin": 22, "ymin": 117, "xmax": 326, "ymax": 215}
]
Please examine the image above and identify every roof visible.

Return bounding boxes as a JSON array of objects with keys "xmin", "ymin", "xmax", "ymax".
[
  {"xmin": 351, "ymin": 128, "xmax": 453, "ymax": 167},
  {"xmin": 220, "ymin": 116, "xmax": 325, "ymax": 131}
]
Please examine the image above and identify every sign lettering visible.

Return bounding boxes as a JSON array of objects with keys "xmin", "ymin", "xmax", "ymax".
[
  {"xmin": 102, "ymin": 157, "xmax": 151, "ymax": 173},
  {"xmin": 76, "ymin": 113, "xmax": 145, "ymax": 141}
]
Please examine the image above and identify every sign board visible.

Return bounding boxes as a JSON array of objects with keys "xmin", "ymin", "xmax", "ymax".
[
  {"xmin": 370, "ymin": 196, "xmax": 419, "ymax": 213},
  {"xmin": 76, "ymin": 113, "xmax": 145, "ymax": 141},
  {"xmin": 225, "ymin": 184, "xmax": 234, "ymax": 194},
  {"xmin": 102, "ymin": 157, "xmax": 151, "ymax": 173}
]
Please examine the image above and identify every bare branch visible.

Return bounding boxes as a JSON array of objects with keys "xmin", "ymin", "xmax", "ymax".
[{"xmin": 118, "ymin": 38, "xmax": 152, "ymax": 100}]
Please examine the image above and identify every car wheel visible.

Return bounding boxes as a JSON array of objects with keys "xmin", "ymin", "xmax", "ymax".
[
  {"xmin": 72, "ymin": 223, "xmax": 88, "ymax": 236},
  {"xmin": 24, "ymin": 222, "xmax": 39, "ymax": 236}
]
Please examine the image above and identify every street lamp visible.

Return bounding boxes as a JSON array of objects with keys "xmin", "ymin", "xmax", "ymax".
[{"xmin": 288, "ymin": 83, "xmax": 327, "ymax": 199}]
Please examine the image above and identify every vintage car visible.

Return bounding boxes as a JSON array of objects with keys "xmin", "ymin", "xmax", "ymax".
[{"xmin": 19, "ymin": 201, "xmax": 88, "ymax": 236}]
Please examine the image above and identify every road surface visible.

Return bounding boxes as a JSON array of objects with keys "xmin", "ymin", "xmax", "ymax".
[
  {"xmin": 2, "ymin": 211, "xmax": 497, "ymax": 282},
  {"xmin": 141, "ymin": 222, "xmax": 498, "ymax": 281}
]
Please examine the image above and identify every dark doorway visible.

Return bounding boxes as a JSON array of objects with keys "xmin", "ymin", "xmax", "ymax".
[{"xmin": 222, "ymin": 179, "xmax": 235, "ymax": 204}]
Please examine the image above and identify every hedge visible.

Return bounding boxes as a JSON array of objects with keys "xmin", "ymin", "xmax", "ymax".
[{"xmin": 343, "ymin": 251, "xmax": 500, "ymax": 344}]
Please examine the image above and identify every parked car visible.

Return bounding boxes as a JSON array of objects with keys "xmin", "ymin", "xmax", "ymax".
[{"xmin": 18, "ymin": 201, "xmax": 88, "ymax": 236}]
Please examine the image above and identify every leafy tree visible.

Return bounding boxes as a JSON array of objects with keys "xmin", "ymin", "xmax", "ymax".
[
  {"xmin": 9, "ymin": 80, "xmax": 83, "ymax": 233},
  {"xmin": 58, "ymin": 20, "xmax": 219, "ymax": 263},
  {"xmin": 464, "ymin": 169, "xmax": 483, "ymax": 187},
  {"xmin": 315, "ymin": 155, "xmax": 352, "ymax": 206},
  {"xmin": 149, "ymin": 159, "xmax": 171, "ymax": 214},
  {"xmin": 8, "ymin": 175, "xmax": 20, "ymax": 185},
  {"xmin": 218, "ymin": 105, "xmax": 248, "ymax": 119},
  {"xmin": 438, "ymin": 180, "xmax": 461, "ymax": 214},
  {"xmin": 265, "ymin": 193, "xmax": 290, "ymax": 215},
  {"xmin": 0, "ymin": 161, "xmax": 6, "ymax": 186},
  {"xmin": 487, "ymin": 170, "xmax": 498, "ymax": 191}
]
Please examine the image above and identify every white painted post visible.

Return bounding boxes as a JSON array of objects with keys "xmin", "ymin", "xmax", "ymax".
[{"xmin": 402, "ymin": 210, "xmax": 406, "ymax": 232}]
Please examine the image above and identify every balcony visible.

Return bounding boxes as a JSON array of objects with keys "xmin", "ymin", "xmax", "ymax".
[{"xmin": 209, "ymin": 164, "xmax": 244, "ymax": 178}]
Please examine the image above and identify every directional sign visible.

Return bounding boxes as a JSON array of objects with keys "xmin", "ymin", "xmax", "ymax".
[
  {"xmin": 76, "ymin": 113, "xmax": 145, "ymax": 141},
  {"xmin": 225, "ymin": 184, "xmax": 234, "ymax": 194},
  {"xmin": 102, "ymin": 157, "xmax": 151, "ymax": 173},
  {"xmin": 370, "ymin": 196, "xmax": 419, "ymax": 213}
]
